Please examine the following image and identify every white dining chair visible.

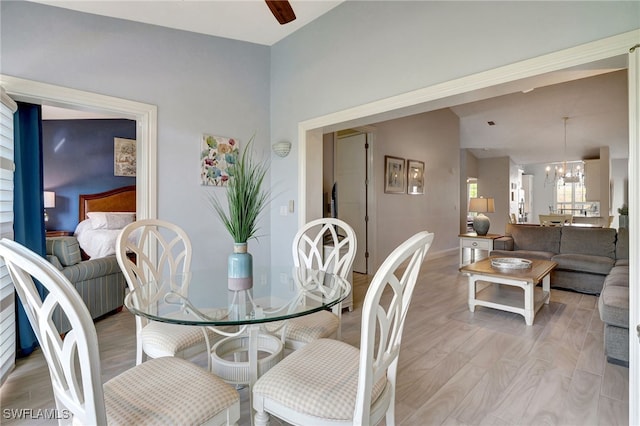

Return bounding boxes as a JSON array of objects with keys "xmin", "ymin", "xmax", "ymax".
[
  {"xmin": 117, "ymin": 219, "xmax": 217, "ymax": 368},
  {"xmin": 539, "ymin": 213, "xmax": 572, "ymax": 226},
  {"xmin": 0, "ymin": 238, "xmax": 240, "ymax": 426},
  {"xmin": 266, "ymin": 218, "xmax": 357, "ymax": 350},
  {"xmin": 253, "ymin": 231, "xmax": 434, "ymax": 426}
]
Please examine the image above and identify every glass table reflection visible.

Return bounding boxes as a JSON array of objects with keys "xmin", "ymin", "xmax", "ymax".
[
  {"xmin": 124, "ymin": 266, "xmax": 350, "ymax": 418},
  {"xmin": 124, "ymin": 267, "xmax": 350, "ymax": 326}
]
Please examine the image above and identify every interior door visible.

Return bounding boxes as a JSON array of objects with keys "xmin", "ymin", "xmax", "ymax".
[{"xmin": 335, "ymin": 132, "xmax": 368, "ymax": 274}]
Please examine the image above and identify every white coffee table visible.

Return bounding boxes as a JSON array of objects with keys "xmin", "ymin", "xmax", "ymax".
[{"xmin": 459, "ymin": 257, "xmax": 557, "ymax": 325}]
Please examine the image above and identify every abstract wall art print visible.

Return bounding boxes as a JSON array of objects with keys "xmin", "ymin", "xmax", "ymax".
[{"xmin": 200, "ymin": 134, "xmax": 239, "ymax": 186}]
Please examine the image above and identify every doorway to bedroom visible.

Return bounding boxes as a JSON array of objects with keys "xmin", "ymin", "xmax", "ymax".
[{"xmin": 41, "ymin": 108, "xmax": 137, "ymax": 235}]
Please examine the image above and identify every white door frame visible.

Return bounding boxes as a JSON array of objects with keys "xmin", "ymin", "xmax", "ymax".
[
  {"xmin": 0, "ymin": 75, "xmax": 157, "ymax": 221},
  {"xmin": 298, "ymin": 30, "xmax": 639, "ymax": 424}
]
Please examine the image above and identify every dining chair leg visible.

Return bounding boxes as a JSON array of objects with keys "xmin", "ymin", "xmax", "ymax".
[{"xmin": 254, "ymin": 408, "xmax": 270, "ymax": 426}]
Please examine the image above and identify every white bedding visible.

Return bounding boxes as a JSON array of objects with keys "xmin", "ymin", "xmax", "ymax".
[{"xmin": 74, "ymin": 219, "xmax": 138, "ymax": 259}]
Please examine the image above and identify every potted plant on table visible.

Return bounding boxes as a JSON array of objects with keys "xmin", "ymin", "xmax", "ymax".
[
  {"xmin": 618, "ymin": 204, "xmax": 628, "ymax": 229},
  {"xmin": 208, "ymin": 136, "xmax": 270, "ymax": 290}
]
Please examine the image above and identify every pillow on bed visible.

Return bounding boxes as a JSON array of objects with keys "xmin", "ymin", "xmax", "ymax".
[{"xmin": 87, "ymin": 212, "xmax": 136, "ymax": 230}]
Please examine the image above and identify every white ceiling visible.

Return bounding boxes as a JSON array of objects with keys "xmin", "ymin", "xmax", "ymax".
[
  {"xmin": 453, "ymin": 68, "xmax": 628, "ymax": 164},
  {"xmin": 29, "ymin": 0, "xmax": 344, "ymax": 46},
  {"xmin": 35, "ymin": 0, "xmax": 629, "ymax": 165}
]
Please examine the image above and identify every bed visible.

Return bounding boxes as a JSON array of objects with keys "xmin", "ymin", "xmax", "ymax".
[
  {"xmin": 46, "ymin": 185, "xmax": 135, "ymax": 332},
  {"xmin": 74, "ymin": 185, "xmax": 137, "ymax": 259}
]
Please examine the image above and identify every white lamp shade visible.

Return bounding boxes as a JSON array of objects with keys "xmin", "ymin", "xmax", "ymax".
[
  {"xmin": 44, "ymin": 191, "xmax": 56, "ymax": 209},
  {"xmin": 468, "ymin": 197, "xmax": 495, "ymax": 213}
]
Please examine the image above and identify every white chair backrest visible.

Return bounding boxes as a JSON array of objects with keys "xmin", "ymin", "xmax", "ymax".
[
  {"xmin": 116, "ymin": 219, "xmax": 192, "ymax": 294},
  {"xmin": 292, "ymin": 218, "xmax": 357, "ymax": 280},
  {"xmin": 116, "ymin": 218, "xmax": 192, "ymax": 343},
  {"xmin": 354, "ymin": 231, "xmax": 434, "ymax": 425},
  {"xmin": 539, "ymin": 214, "xmax": 572, "ymax": 226},
  {"xmin": 0, "ymin": 239, "xmax": 106, "ymax": 424}
]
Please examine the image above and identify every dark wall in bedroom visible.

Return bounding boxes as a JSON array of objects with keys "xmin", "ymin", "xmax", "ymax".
[{"xmin": 43, "ymin": 119, "xmax": 136, "ymax": 232}]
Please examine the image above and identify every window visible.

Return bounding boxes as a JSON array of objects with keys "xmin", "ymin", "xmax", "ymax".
[
  {"xmin": 554, "ymin": 180, "xmax": 599, "ymax": 216},
  {"xmin": 466, "ymin": 179, "xmax": 478, "ymax": 231},
  {"xmin": 468, "ymin": 180, "xmax": 478, "ymax": 200}
]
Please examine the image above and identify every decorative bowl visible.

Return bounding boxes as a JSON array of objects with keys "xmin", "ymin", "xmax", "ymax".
[{"xmin": 491, "ymin": 257, "xmax": 532, "ymax": 270}]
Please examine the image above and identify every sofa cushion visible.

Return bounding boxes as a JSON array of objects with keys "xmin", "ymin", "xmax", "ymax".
[
  {"xmin": 61, "ymin": 255, "xmax": 122, "ymax": 282},
  {"xmin": 490, "ymin": 249, "xmax": 555, "ymax": 260},
  {"xmin": 46, "ymin": 255, "xmax": 64, "ymax": 270},
  {"xmin": 605, "ymin": 265, "xmax": 629, "ymax": 286},
  {"xmin": 598, "ymin": 265, "xmax": 629, "ymax": 329},
  {"xmin": 552, "ymin": 253, "xmax": 615, "ymax": 275},
  {"xmin": 616, "ymin": 227, "xmax": 629, "ymax": 260},
  {"xmin": 46, "ymin": 237, "xmax": 82, "ymax": 267},
  {"xmin": 492, "ymin": 236, "xmax": 514, "ymax": 251},
  {"xmin": 510, "ymin": 225, "xmax": 561, "ymax": 253},
  {"xmin": 559, "ymin": 227, "xmax": 616, "ymax": 259}
]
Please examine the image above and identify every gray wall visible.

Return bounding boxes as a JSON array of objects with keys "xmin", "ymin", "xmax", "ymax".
[
  {"xmin": 373, "ymin": 109, "xmax": 460, "ymax": 266},
  {"xmin": 43, "ymin": 119, "xmax": 137, "ymax": 231},
  {"xmin": 2, "ymin": 1, "xmax": 638, "ymax": 270},
  {"xmin": 1, "ymin": 1, "xmax": 271, "ymax": 270},
  {"xmin": 611, "ymin": 158, "xmax": 629, "ymax": 228},
  {"xmin": 477, "ymin": 157, "xmax": 511, "ymax": 236}
]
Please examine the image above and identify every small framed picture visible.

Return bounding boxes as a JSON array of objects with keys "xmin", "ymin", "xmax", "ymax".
[
  {"xmin": 407, "ymin": 160, "xmax": 425, "ymax": 195},
  {"xmin": 114, "ymin": 137, "xmax": 136, "ymax": 177},
  {"xmin": 384, "ymin": 156, "xmax": 405, "ymax": 194}
]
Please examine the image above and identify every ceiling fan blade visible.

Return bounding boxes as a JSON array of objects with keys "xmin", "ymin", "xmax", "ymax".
[{"xmin": 265, "ymin": 0, "xmax": 296, "ymax": 25}]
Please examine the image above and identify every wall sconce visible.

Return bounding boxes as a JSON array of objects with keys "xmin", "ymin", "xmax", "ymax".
[
  {"xmin": 44, "ymin": 191, "xmax": 55, "ymax": 229},
  {"xmin": 272, "ymin": 141, "xmax": 291, "ymax": 158}
]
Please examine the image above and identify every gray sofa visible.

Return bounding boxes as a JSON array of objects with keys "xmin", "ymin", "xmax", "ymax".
[
  {"xmin": 491, "ymin": 224, "xmax": 627, "ymax": 294},
  {"xmin": 46, "ymin": 236, "xmax": 127, "ymax": 333},
  {"xmin": 491, "ymin": 224, "xmax": 629, "ymax": 365}
]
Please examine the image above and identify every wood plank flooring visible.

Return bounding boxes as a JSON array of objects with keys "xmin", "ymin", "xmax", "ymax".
[{"xmin": 0, "ymin": 254, "xmax": 629, "ymax": 425}]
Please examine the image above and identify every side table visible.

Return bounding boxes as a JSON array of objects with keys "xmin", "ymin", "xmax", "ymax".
[
  {"xmin": 46, "ymin": 230, "xmax": 73, "ymax": 237},
  {"xmin": 459, "ymin": 233, "xmax": 502, "ymax": 267}
]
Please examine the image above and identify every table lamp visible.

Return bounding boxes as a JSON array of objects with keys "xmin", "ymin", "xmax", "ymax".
[
  {"xmin": 468, "ymin": 197, "xmax": 495, "ymax": 236},
  {"xmin": 44, "ymin": 191, "xmax": 55, "ymax": 229}
]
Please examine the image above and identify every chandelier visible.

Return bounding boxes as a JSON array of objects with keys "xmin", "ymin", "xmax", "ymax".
[{"xmin": 544, "ymin": 117, "xmax": 584, "ymax": 187}]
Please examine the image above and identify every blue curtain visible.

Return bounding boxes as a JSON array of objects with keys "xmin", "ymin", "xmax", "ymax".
[{"xmin": 13, "ymin": 102, "xmax": 46, "ymax": 357}]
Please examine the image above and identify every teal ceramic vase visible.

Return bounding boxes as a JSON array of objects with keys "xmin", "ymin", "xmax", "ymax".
[{"xmin": 228, "ymin": 242, "xmax": 253, "ymax": 290}]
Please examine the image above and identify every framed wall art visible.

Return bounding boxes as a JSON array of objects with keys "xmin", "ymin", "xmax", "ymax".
[
  {"xmin": 114, "ymin": 137, "xmax": 136, "ymax": 177},
  {"xmin": 384, "ymin": 156, "xmax": 405, "ymax": 194},
  {"xmin": 407, "ymin": 159, "xmax": 425, "ymax": 195},
  {"xmin": 200, "ymin": 134, "xmax": 239, "ymax": 186}
]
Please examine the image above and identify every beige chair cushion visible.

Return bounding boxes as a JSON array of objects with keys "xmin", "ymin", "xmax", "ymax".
[
  {"xmin": 253, "ymin": 338, "xmax": 387, "ymax": 421},
  {"xmin": 104, "ymin": 357, "xmax": 238, "ymax": 425},
  {"xmin": 142, "ymin": 322, "xmax": 213, "ymax": 356},
  {"xmin": 265, "ymin": 310, "xmax": 339, "ymax": 344}
]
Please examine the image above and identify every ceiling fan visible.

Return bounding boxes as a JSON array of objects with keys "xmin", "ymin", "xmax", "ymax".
[{"xmin": 265, "ymin": 0, "xmax": 297, "ymax": 25}]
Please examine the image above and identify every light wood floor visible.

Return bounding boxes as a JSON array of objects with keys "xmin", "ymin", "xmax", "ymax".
[{"xmin": 1, "ymin": 254, "xmax": 629, "ymax": 425}]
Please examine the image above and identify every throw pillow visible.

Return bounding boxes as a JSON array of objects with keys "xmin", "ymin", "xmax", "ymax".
[{"xmin": 87, "ymin": 212, "xmax": 136, "ymax": 229}]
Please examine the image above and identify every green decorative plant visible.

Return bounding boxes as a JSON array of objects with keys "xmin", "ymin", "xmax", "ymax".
[
  {"xmin": 618, "ymin": 204, "xmax": 628, "ymax": 216},
  {"xmin": 208, "ymin": 136, "xmax": 270, "ymax": 244}
]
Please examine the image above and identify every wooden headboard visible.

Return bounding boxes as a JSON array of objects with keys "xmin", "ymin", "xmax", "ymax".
[{"xmin": 79, "ymin": 185, "xmax": 137, "ymax": 221}]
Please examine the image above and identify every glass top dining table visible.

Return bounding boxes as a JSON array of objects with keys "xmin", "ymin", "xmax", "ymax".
[
  {"xmin": 124, "ymin": 266, "xmax": 351, "ymax": 424},
  {"xmin": 123, "ymin": 266, "xmax": 351, "ymax": 327}
]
